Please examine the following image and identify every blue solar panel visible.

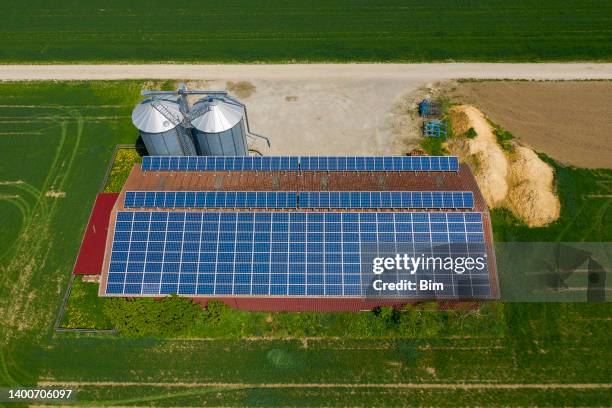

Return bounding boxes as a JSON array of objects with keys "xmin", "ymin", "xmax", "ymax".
[
  {"xmin": 124, "ymin": 191, "xmax": 299, "ymax": 209},
  {"xmin": 298, "ymin": 191, "xmax": 473, "ymax": 209},
  {"xmin": 141, "ymin": 156, "xmax": 300, "ymax": 172},
  {"xmin": 105, "ymin": 211, "xmax": 490, "ymax": 298},
  {"xmin": 298, "ymin": 156, "xmax": 459, "ymax": 172},
  {"xmin": 126, "ymin": 191, "xmax": 473, "ymax": 209},
  {"xmin": 141, "ymin": 156, "xmax": 460, "ymax": 172}
]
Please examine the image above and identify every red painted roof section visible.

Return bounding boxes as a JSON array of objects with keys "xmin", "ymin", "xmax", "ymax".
[{"xmin": 73, "ymin": 193, "xmax": 119, "ymax": 275}]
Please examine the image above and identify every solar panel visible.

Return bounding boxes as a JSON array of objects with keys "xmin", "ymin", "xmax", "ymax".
[
  {"xmin": 126, "ymin": 191, "xmax": 474, "ymax": 209},
  {"xmin": 299, "ymin": 191, "xmax": 473, "ymax": 209},
  {"xmin": 124, "ymin": 191, "xmax": 298, "ymax": 209},
  {"xmin": 141, "ymin": 156, "xmax": 300, "ymax": 172},
  {"xmin": 105, "ymin": 211, "xmax": 490, "ymax": 298},
  {"xmin": 141, "ymin": 156, "xmax": 460, "ymax": 172},
  {"xmin": 298, "ymin": 156, "xmax": 459, "ymax": 172}
]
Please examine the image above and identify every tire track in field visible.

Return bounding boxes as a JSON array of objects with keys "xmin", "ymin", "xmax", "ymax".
[
  {"xmin": 38, "ymin": 380, "xmax": 612, "ymax": 389},
  {"xmin": 0, "ymin": 108, "xmax": 83, "ymax": 341},
  {"xmin": 0, "ymin": 106, "xmax": 89, "ymax": 387},
  {"xmin": 0, "ymin": 194, "xmax": 31, "ymax": 261}
]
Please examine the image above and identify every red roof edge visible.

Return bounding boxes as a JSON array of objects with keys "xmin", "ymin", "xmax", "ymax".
[{"xmin": 73, "ymin": 193, "xmax": 119, "ymax": 275}]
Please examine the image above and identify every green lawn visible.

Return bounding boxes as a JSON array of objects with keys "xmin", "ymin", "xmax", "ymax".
[
  {"xmin": 38, "ymin": 384, "xmax": 612, "ymax": 407},
  {"xmin": 0, "ymin": 81, "xmax": 610, "ymax": 406},
  {"xmin": 60, "ymin": 277, "xmax": 114, "ymax": 330},
  {"xmin": 0, "ymin": 0, "xmax": 611, "ymax": 62}
]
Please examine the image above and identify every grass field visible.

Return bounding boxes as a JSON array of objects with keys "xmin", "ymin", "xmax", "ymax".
[
  {"xmin": 61, "ymin": 277, "xmax": 114, "ymax": 330},
  {"xmin": 0, "ymin": 0, "xmax": 611, "ymax": 63},
  {"xmin": 491, "ymin": 158, "xmax": 612, "ymax": 242},
  {"xmin": 0, "ymin": 82, "xmax": 610, "ymax": 406}
]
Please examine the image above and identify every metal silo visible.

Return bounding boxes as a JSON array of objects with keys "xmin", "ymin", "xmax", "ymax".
[
  {"xmin": 131, "ymin": 97, "xmax": 197, "ymax": 156},
  {"xmin": 189, "ymin": 96, "xmax": 248, "ymax": 156}
]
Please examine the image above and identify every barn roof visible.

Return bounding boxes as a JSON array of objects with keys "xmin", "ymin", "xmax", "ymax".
[{"xmin": 97, "ymin": 158, "xmax": 499, "ymax": 309}]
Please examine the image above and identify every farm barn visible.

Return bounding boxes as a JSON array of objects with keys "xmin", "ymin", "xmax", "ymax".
[{"xmin": 72, "ymin": 155, "xmax": 499, "ymax": 311}]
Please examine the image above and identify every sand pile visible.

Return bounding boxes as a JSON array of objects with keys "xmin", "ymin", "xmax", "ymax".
[
  {"xmin": 506, "ymin": 146, "xmax": 560, "ymax": 226},
  {"xmin": 448, "ymin": 105, "xmax": 560, "ymax": 227},
  {"xmin": 447, "ymin": 106, "xmax": 508, "ymax": 207},
  {"xmin": 448, "ymin": 108, "xmax": 471, "ymax": 136}
]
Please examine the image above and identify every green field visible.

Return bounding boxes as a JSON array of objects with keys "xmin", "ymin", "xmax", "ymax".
[
  {"xmin": 0, "ymin": 82, "xmax": 611, "ymax": 406},
  {"xmin": 0, "ymin": 0, "xmax": 611, "ymax": 62}
]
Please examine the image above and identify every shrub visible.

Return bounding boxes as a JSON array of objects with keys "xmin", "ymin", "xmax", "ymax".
[
  {"xmin": 464, "ymin": 127, "xmax": 477, "ymax": 139},
  {"xmin": 104, "ymin": 295, "xmax": 201, "ymax": 336},
  {"xmin": 155, "ymin": 295, "xmax": 201, "ymax": 336},
  {"xmin": 494, "ymin": 128, "xmax": 514, "ymax": 151},
  {"xmin": 420, "ymin": 137, "xmax": 447, "ymax": 155},
  {"xmin": 203, "ymin": 300, "xmax": 231, "ymax": 325},
  {"xmin": 397, "ymin": 304, "xmax": 442, "ymax": 338},
  {"xmin": 374, "ymin": 306, "xmax": 400, "ymax": 327},
  {"xmin": 398, "ymin": 306, "xmax": 420, "ymax": 337}
]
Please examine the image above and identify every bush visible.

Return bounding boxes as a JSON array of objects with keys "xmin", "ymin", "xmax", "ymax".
[
  {"xmin": 104, "ymin": 295, "xmax": 201, "ymax": 336},
  {"xmin": 420, "ymin": 137, "xmax": 447, "ymax": 155},
  {"xmin": 397, "ymin": 304, "xmax": 442, "ymax": 338},
  {"xmin": 202, "ymin": 300, "xmax": 230, "ymax": 325},
  {"xmin": 375, "ymin": 306, "xmax": 400, "ymax": 328},
  {"xmin": 464, "ymin": 127, "xmax": 478, "ymax": 139},
  {"xmin": 398, "ymin": 306, "xmax": 420, "ymax": 337},
  {"xmin": 494, "ymin": 128, "xmax": 514, "ymax": 151}
]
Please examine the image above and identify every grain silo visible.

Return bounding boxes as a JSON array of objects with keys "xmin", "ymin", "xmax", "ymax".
[
  {"xmin": 189, "ymin": 96, "xmax": 248, "ymax": 156},
  {"xmin": 131, "ymin": 97, "xmax": 197, "ymax": 156}
]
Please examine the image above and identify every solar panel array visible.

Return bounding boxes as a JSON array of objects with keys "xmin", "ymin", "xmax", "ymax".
[
  {"xmin": 299, "ymin": 191, "xmax": 473, "ymax": 209},
  {"xmin": 113, "ymin": 155, "xmax": 492, "ymax": 300},
  {"xmin": 298, "ymin": 156, "xmax": 459, "ymax": 172},
  {"xmin": 124, "ymin": 191, "xmax": 298, "ymax": 209},
  {"xmin": 141, "ymin": 155, "xmax": 460, "ymax": 172},
  {"xmin": 105, "ymin": 211, "xmax": 490, "ymax": 297},
  {"xmin": 124, "ymin": 191, "xmax": 474, "ymax": 210},
  {"xmin": 141, "ymin": 156, "xmax": 300, "ymax": 172}
]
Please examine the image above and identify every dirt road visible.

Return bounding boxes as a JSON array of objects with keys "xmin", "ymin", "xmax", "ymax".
[{"xmin": 1, "ymin": 63, "xmax": 611, "ymax": 81}]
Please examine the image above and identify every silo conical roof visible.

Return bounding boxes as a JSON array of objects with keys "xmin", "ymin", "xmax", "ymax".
[
  {"xmin": 190, "ymin": 98, "xmax": 244, "ymax": 133},
  {"xmin": 131, "ymin": 98, "xmax": 185, "ymax": 133}
]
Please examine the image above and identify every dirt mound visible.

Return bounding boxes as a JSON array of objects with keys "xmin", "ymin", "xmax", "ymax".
[
  {"xmin": 506, "ymin": 183, "xmax": 561, "ymax": 227},
  {"xmin": 448, "ymin": 109, "xmax": 470, "ymax": 136},
  {"xmin": 448, "ymin": 105, "xmax": 560, "ymax": 227},
  {"xmin": 447, "ymin": 106, "xmax": 508, "ymax": 207},
  {"xmin": 508, "ymin": 146, "xmax": 554, "ymax": 188},
  {"xmin": 506, "ymin": 146, "xmax": 560, "ymax": 226}
]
